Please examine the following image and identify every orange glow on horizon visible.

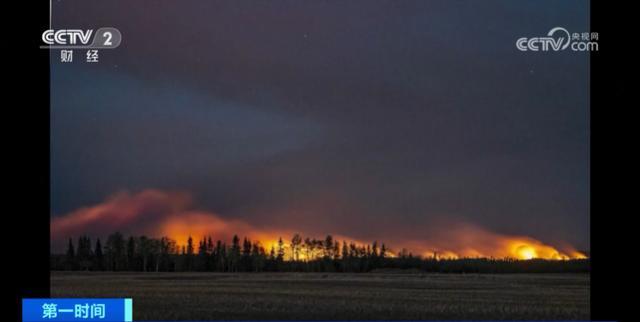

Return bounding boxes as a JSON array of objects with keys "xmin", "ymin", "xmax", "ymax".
[
  {"xmin": 420, "ymin": 235, "xmax": 587, "ymax": 260},
  {"xmin": 51, "ymin": 189, "xmax": 589, "ymax": 261}
]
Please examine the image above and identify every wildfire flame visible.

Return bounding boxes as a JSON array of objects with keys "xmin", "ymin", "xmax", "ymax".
[
  {"xmin": 50, "ymin": 189, "xmax": 588, "ymax": 260},
  {"xmin": 411, "ymin": 225, "xmax": 587, "ymax": 260},
  {"xmin": 424, "ymin": 239, "xmax": 586, "ymax": 260}
]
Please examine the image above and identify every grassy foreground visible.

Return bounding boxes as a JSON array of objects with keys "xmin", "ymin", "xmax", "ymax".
[{"xmin": 51, "ymin": 271, "xmax": 589, "ymax": 320}]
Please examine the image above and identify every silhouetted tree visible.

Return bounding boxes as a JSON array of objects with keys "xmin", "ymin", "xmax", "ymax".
[
  {"xmin": 207, "ymin": 236, "xmax": 213, "ymax": 254},
  {"xmin": 229, "ymin": 235, "xmax": 241, "ymax": 272},
  {"xmin": 126, "ymin": 236, "xmax": 136, "ymax": 270},
  {"xmin": 341, "ymin": 241, "xmax": 349, "ymax": 272},
  {"xmin": 241, "ymin": 238, "xmax": 253, "ymax": 271},
  {"xmin": 323, "ymin": 235, "xmax": 334, "ymax": 259},
  {"xmin": 104, "ymin": 232, "xmax": 125, "ymax": 271},
  {"xmin": 185, "ymin": 236, "xmax": 194, "ymax": 271},
  {"xmin": 76, "ymin": 236, "xmax": 93, "ymax": 271},
  {"xmin": 276, "ymin": 237, "xmax": 285, "ymax": 262},
  {"xmin": 138, "ymin": 236, "xmax": 155, "ymax": 272},
  {"xmin": 291, "ymin": 234, "xmax": 302, "ymax": 261},
  {"xmin": 158, "ymin": 237, "xmax": 176, "ymax": 271},
  {"xmin": 303, "ymin": 238, "xmax": 313, "ymax": 262},
  {"xmin": 251, "ymin": 242, "xmax": 266, "ymax": 272},
  {"xmin": 197, "ymin": 238, "xmax": 208, "ymax": 271},
  {"xmin": 206, "ymin": 236, "xmax": 214, "ymax": 270},
  {"xmin": 214, "ymin": 240, "xmax": 225, "ymax": 271},
  {"xmin": 333, "ymin": 241, "xmax": 340, "ymax": 260},
  {"xmin": 65, "ymin": 238, "xmax": 76, "ymax": 270},
  {"xmin": 94, "ymin": 238, "xmax": 104, "ymax": 270},
  {"xmin": 53, "ymin": 232, "xmax": 590, "ymax": 274},
  {"xmin": 220, "ymin": 242, "xmax": 228, "ymax": 271}
]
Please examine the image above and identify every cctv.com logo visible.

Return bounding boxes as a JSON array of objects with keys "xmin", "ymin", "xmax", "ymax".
[{"xmin": 516, "ymin": 27, "xmax": 598, "ymax": 52}]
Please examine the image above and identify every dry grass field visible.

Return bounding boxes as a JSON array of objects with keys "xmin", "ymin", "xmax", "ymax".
[{"xmin": 51, "ymin": 271, "xmax": 589, "ymax": 320}]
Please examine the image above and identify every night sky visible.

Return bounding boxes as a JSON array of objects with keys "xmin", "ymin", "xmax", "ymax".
[{"xmin": 50, "ymin": 0, "xmax": 590, "ymax": 253}]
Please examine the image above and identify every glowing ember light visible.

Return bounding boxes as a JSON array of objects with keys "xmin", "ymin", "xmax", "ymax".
[
  {"xmin": 570, "ymin": 251, "xmax": 588, "ymax": 259},
  {"xmin": 515, "ymin": 245, "xmax": 537, "ymax": 260}
]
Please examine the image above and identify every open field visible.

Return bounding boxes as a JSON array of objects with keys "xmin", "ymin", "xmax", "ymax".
[{"xmin": 51, "ymin": 271, "xmax": 589, "ymax": 320}]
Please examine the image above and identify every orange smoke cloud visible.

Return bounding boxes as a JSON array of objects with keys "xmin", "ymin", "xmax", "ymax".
[
  {"xmin": 51, "ymin": 189, "xmax": 192, "ymax": 239},
  {"xmin": 51, "ymin": 189, "xmax": 291, "ymax": 250},
  {"xmin": 51, "ymin": 189, "xmax": 587, "ymax": 260}
]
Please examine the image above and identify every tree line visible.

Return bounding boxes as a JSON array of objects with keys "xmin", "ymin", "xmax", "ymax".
[{"xmin": 51, "ymin": 232, "xmax": 589, "ymax": 274}]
